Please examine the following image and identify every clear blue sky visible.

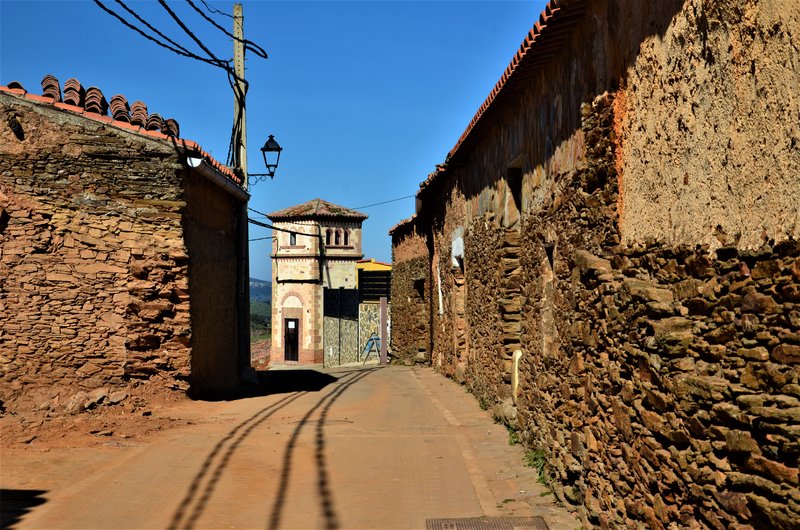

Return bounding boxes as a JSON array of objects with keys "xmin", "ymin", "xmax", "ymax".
[{"xmin": 1, "ymin": 0, "xmax": 547, "ymax": 280}]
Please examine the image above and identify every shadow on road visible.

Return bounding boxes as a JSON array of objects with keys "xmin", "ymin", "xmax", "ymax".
[
  {"xmin": 198, "ymin": 369, "xmax": 339, "ymax": 401},
  {"xmin": 167, "ymin": 366, "xmax": 379, "ymax": 530},
  {"xmin": 0, "ymin": 489, "xmax": 47, "ymax": 529},
  {"xmin": 268, "ymin": 367, "xmax": 378, "ymax": 530}
]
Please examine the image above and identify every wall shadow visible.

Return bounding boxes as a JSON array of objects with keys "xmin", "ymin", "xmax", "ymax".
[
  {"xmin": 167, "ymin": 366, "xmax": 378, "ymax": 530},
  {"xmin": 197, "ymin": 369, "xmax": 338, "ymax": 401},
  {"xmin": 268, "ymin": 367, "xmax": 378, "ymax": 530},
  {"xmin": 0, "ymin": 489, "xmax": 47, "ymax": 529}
]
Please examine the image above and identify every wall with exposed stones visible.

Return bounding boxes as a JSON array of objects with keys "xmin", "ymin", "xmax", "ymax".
[
  {"xmin": 391, "ymin": 0, "xmax": 800, "ymax": 528},
  {"xmin": 390, "ymin": 223, "xmax": 430, "ymax": 364},
  {"xmin": 0, "ymin": 91, "xmax": 243, "ymax": 408}
]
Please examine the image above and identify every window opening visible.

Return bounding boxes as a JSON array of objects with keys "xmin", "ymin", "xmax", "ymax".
[
  {"xmin": 325, "ymin": 229, "xmax": 332, "ymax": 246},
  {"xmin": 289, "ymin": 232, "xmax": 297, "ymax": 245},
  {"xmin": 335, "ymin": 230, "xmax": 341, "ymax": 246},
  {"xmin": 343, "ymin": 230, "xmax": 349, "ymax": 246}
]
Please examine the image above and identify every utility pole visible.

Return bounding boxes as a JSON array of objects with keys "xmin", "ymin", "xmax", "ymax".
[
  {"xmin": 233, "ymin": 3, "xmax": 256, "ymax": 384},
  {"xmin": 233, "ymin": 3, "xmax": 248, "ymax": 186}
]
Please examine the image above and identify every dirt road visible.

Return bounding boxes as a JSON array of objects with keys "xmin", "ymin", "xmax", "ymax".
[{"xmin": 1, "ymin": 365, "xmax": 578, "ymax": 529}]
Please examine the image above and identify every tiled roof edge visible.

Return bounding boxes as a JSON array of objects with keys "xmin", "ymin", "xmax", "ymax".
[
  {"xmin": 446, "ymin": 0, "xmax": 584, "ymax": 166},
  {"xmin": 0, "ymin": 84, "xmax": 242, "ymax": 186},
  {"xmin": 388, "ymin": 214, "xmax": 417, "ymax": 235},
  {"xmin": 267, "ymin": 198, "xmax": 369, "ymax": 221}
]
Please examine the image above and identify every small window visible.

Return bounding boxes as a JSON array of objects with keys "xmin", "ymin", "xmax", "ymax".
[
  {"xmin": 343, "ymin": 230, "xmax": 349, "ymax": 246},
  {"xmin": 325, "ymin": 229, "xmax": 332, "ymax": 245},
  {"xmin": 334, "ymin": 230, "xmax": 341, "ymax": 246},
  {"xmin": 289, "ymin": 233, "xmax": 297, "ymax": 245}
]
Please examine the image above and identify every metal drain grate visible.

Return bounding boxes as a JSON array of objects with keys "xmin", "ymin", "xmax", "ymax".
[{"xmin": 426, "ymin": 516, "xmax": 550, "ymax": 530}]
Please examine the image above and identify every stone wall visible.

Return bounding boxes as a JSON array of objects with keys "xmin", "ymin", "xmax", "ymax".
[
  {"xmin": 358, "ymin": 302, "xmax": 380, "ymax": 359},
  {"xmin": 323, "ymin": 316, "xmax": 358, "ymax": 366},
  {"xmin": 183, "ymin": 171, "xmax": 241, "ymax": 394},
  {"xmin": 390, "ymin": 223, "xmax": 430, "ymax": 364},
  {"xmin": 0, "ymin": 91, "xmax": 243, "ymax": 407},
  {"xmin": 515, "ymin": 93, "xmax": 799, "ymax": 529}
]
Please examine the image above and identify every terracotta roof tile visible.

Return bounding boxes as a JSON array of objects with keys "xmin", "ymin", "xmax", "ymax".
[
  {"xmin": 41, "ymin": 74, "xmax": 61, "ymax": 102},
  {"xmin": 109, "ymin": 94, "xmax": 130, "ymax": 122},
  {"xmin": 0, "ymin": 76, "xmax": 242, "ymax": 186},
  {"xmin": 446, "ymin": 0, "xmax": 584, "ymax": 164},
  {"xmin": 413, "ymin": 0, "xmax": 585, "ymax": 198},
  {"xmin": 63, "ymin": 78, "xmax": 84, "ymax": 107},
  {"xmin": 267, "ymin": 198, "xmax": 368, "ymax": 221}
]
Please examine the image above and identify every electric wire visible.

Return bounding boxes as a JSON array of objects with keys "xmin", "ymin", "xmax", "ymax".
[
  {"xmin": 111, "ymin": 0, "xmax": 198, "ymax": 60},
  {"xmin": 93, "ymin": 0, "xmax": 221, "ymax": 67},
  {"xmin": 186, "ymin": 0, "xmax": 268, "ymax": 59},
  {"xmin": 200, "ymin": 0, "xmax": 233, "ymax": 19},
  {"xmin": 351, "ymin": 194, "xmax": 416, "ymax": 210},
  {"xmin": 94, "ymin": 0, "xmax": 264, "ymax": 170}
]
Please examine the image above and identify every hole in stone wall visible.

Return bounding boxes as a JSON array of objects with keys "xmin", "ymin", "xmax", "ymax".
[
  {"xmin": 544, "ymin": 244, "xmax": 555, "ymax": 270},
  {"xmin": 507, "ymin": 167, "xmax": 523, "ymax": 214},
  {"xmin": 0, "ymin": 209, "xmax": 9, "ymax": 234},
  {"xmin": 7, "ymin": 116, "xmax": 24, "ymax": 141},
  {"xmin": 413, "ymin": 278, "xmax": 425, "ymax": 300}
]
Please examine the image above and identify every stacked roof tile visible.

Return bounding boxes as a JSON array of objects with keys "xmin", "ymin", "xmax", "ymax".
[
  {"xmin": 63, "ymin": 78, "xmax": 84, "ymax": 107},
  {"xmin": 0, "ymin": 74, "xmax": 241, "ymax": 185},
  {"xmin": 41, "ymin": 74, "xmax": 61, "ymax": 102},
  {"xmin": 84, "ymin": 86, "xmax": 107, "ymax": 115},
  {"xmin": 109, "ymin": 94, "xmax": 130, "ymax": 122},
  {"xmin": 130, "ymin": 100, "xmax": 148, "ymax": 127}
]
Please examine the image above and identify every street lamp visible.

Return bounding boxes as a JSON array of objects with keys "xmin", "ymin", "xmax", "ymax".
[
  {"xmin": 260, "ymin": 134, "xmax": 282, "ymax": 178},
  {"xmin": 249, "ymin": 134, "xmax": 283, "ymax": 184}
]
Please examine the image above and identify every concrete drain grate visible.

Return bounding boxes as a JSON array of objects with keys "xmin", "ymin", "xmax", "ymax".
[{"xmin": 426, "ymin": 516, "xmax": 549, "ymax": 530}]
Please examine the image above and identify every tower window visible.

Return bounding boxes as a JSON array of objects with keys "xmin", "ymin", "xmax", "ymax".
[{"xmin": 343, "ymin": 230, "xmax": 349, "ymax": 246}]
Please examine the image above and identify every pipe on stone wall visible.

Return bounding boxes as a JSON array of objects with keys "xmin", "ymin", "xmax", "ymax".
[{"xmin": 186, "ymin": 157, "xmax": 249, "ymax": 202}]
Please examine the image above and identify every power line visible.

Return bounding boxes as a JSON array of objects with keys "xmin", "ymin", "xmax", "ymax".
[
  {"xmin": 351, "ymin": 194, "xmax": 416, "ymax": 210},
  {"xmin": 186, "ymin": 0, "xmax": 268, "ymax": 59},
  {"xmin": 200, "ymin": 0, "xmax": 232, "ymax": 19},
  {"xmin": 94, "ymin": 0, "xmax": 269, "ymax": 173}
]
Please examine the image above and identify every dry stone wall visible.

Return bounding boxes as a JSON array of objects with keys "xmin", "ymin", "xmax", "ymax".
[
  {"xmin": 390, "ymin": 1, "xmax": 799, "ymax": 527},
  {"xmin": 515, "ymin": 94, "xmax": 799, "ymax": 529},
  {"xmin": 0, "ymin": 93, "xmax": 198, "ymax": 409},
  {"xmin": 390, "ymin": 226, "xmax": 430, "ymax": 364}
]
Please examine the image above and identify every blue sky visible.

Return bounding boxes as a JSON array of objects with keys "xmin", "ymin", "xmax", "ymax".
[{"xmin": 1, "ymin": 0, "xmax": 546, "ymax": 280}]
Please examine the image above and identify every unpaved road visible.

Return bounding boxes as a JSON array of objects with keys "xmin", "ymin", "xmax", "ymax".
[{"xmin": 1, "ymin": 365, "xmax": 578, "ymax": 529}]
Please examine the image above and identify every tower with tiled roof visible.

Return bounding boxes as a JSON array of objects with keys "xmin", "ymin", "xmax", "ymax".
[{"xmin": 267, "ymin": 199, "xmax": 367, "ymax": 365}]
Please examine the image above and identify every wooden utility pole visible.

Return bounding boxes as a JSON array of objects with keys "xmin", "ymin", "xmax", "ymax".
[{"xmin": 233, "ymin": 3, "xmax": 248, "ymax": 187}]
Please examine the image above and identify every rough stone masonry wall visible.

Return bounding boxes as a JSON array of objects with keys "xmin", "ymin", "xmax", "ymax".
[
  {"xmin": 0, "ymin": 94, "xmax": 193, "ymax": 410},
  {"xmin": 390, "ymin": 225, "xmax": 430, "ymax": 364},
  {"xmin": 517, "ymin": 93, "xmax": 799, "ymax": 529}
]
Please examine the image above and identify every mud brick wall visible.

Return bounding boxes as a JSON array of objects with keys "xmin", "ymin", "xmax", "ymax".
[
  {"xmin": 0, "ymin": 92, "xmax": 239, "ymax": 407},
  {"xmin": 515, "ymin": 94, "xmax": 799, "ymax": 529},
  {"xmin": 390, "ymin": 224, "xmax": 430, "ymax": 364}
]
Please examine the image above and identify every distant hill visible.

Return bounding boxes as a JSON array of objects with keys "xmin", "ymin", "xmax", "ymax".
[{"xmin": 249, "ymin": 278, "xmax": 272, "ymax": 301}]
